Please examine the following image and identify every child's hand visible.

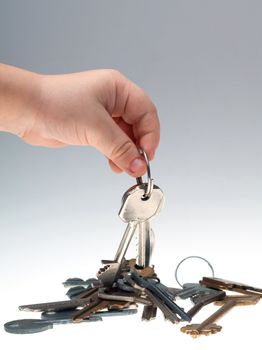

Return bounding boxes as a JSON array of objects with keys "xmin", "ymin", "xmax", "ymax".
[{"xmin": 0, "ymin": 66, "xmax": 160, "ymax": 177}]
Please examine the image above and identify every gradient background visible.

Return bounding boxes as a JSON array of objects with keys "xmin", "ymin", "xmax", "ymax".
[{"xmin": 0, "ymin": 1, "xmax": 261, "ymax": 348}]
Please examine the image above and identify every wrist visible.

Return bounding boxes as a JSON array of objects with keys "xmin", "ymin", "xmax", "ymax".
[{"xmin": 0, "ymin": 64, "xmax": 43, "ymax": 137}]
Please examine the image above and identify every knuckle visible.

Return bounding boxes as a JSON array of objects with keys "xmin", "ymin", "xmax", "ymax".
[
  {"xmin": 110, "ymin": 139, "xmax": 134, "ymax": 164},
  {"xmin": 106, "ymin": 69, "xmax": 122, "ymax": 81},
  {"xmin": 152, "ymin": 104, "xmax": 158, "ymax": 116}
]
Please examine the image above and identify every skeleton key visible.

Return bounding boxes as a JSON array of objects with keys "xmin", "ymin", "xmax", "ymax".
[
  {"xmin": 4, "ymin": 316, "xmax": 102, "ymax": 334},
  {"xmin": 130, "ymin": 271, "xmax": 191, "ymax": 322},
  {"xmin": 200, "ymin": 276, "xmax": 262, "ymax": 297},
  {"xmin": 73, "ymin": 297, "xmax": 110, "ymax": 323},
  {"xmin": 41, "ymin": 308, "xmax": 137, "ymax": 322},
  {"xmin": 73, "ymin": 297, "xmax": 134, "ymax": 322},
  {"xmin": 19, "ymin": 297, "xmax": 93, "ymax": 313},
  {"xmin": 107, "ymin": 300, "xmax": 133, "ymax": 310},
  {"xmin": 176, "ymin": 283, "xmax": 221, "ymax": 300},
  {"xmin": 187, "ymin": 290, "xmax": 226, "ymax": 319},
  {"xmin": 97, "ymin": 288, "xmax": 152, "ymax": 305},
  {"xmin": 181, "ymin": 294, "xmax": 260, "ymax": 338}
]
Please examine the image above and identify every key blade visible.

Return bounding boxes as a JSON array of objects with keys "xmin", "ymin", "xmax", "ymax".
[
  {"xmin": 137, "ymin": 220, "xmax": 152, "ymax": 268},
  {"xmin": 19, "ymin": 298, "xmax": 92, "ymax": 312},
  {"xmin": 201, "ymin": 277, "xmax": 262, "ymax": 296}
]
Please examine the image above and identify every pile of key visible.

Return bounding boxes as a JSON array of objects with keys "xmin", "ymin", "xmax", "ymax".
[{"xmin": 4, "ymin": 149, "xmax": 262, "ymax": 337}]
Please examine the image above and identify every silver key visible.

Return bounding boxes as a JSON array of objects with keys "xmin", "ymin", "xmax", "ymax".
[
  {"xmin": 121, "ymin": 181, "xmax": 163, "ymax": 269},
  {"xmin": 118, "ymin": 183, "xmax": 164, "ymax": 223},
  {"xmin": 136, "ymin": 220, "xmax": 154, "ymax": 268},
  {"xmin": 135, "ymin": 170, "xmax": 162, "ymax": 268},
  {"xmin": 97, "ymin": 183, "xmax": 164, "ymax": 286}
]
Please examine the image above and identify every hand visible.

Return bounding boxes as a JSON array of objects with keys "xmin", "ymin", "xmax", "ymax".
[{"xmin": 0, "ymin": 65, "xmax": 160, "ymax": 177}]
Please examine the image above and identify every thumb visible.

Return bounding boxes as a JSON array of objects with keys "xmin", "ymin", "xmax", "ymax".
[{"xmin": 88, "ymin": 107, "xmax": 147, "ymax": 177}]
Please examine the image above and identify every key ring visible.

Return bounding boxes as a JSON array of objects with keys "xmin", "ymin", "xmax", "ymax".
[
  {"xmin": 175, "ymin": 255, "xmax": 215, "ymax": 287},
  {"xmin": 136, "ymin": 148, "xmax": 154, "ymax": 199}
]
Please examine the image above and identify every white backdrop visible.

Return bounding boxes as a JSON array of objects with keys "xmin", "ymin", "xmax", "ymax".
[{"xmin": 0, "ymin": 1, "xmax": 261, "ymax": 349}]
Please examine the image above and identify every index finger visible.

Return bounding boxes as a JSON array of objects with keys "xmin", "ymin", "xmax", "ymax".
[{"xmin": 112, "ymin": 72, "xmax": 160, "ymax": 160}]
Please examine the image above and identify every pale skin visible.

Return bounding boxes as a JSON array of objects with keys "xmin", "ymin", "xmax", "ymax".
[{"xmin": 0, "ymin": 64, "xmax": 160, "ymax": 177}]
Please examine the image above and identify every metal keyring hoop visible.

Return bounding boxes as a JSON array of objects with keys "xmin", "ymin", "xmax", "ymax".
[
  {"xmin": 175, "ymin": 255, "xmax": 215, "ymax": 287},
  {"xmin": 136, "ymin": 148, "xmax": 154, "ymax": 198}
]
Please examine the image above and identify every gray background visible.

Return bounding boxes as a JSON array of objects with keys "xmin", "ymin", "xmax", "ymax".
[{"xmin": 0, "ymin": 1, "xmax": 261, "ymax": 348}]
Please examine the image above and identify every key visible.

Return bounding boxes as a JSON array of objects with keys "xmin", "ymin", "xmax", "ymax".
[
  {"xmin": 213, "ymin": 294, "xmax": 260, "ymax": 306},
  {"xmin": 96, "ymin": 225, "xmax": 137, "ymax": 287},
  {"xmin": 18, "ymin": 297, "xmax": 93, "ymax": 313},
  {"xmin": 107, "ymin": 300, "xmax": 133, "ymax": 310},
  {"xmin": 4, "ymin": 316, "xmax": 102, "ymax": 334},
  {"xmin": 118, "ymin": 182, "xmax": 164, "ymax": 223},
  {"xmin": 73, "ymin": 298, "xmax": 110, "ymax": 323},
  {"xmin": 135, "ymin": 176, "xmax": 155, "ymax": 268},
  {"xmin": 136, "ymin": 220, "xmax": 155, "ymax": 268},
  {"xmin": 63, "ymin": 277, "xmax": 100, "ymax": 288},
  {"xmin": 19, "ymin": 284, "xmax": 100, "ymax": 312},
  {"xmin": 72, "ymin": 296, "xmax": 134, "ymax": 322},
  {"xmin": 176, "ymin": 283, "xmax": 221, "ymax": 300},
  {"xmin": 121, "ymin": 273, "xmax": 180, "ymax": 323},
  {"xmin": 142, "ymin": 305, "xmax": 158, "ymax": 321},
  {"xmin": 41, "ymin": 308, "xmax": 137, "ymax": 321},
  {"xmin": 117, "ymin": 182, "xmax": 163, "ymax": 264},
  {"xmin": 187, "ymin": 290, "xmax": 226, "ymax": 318},
  {"xmin": 141, "ymin": 288, "xmax": 180, "ymax": 323},
  {"xmin": 116, "ymin": 278, "xmax": 136, "ymax": 293},
  {"xmin": 200, "ymin": 276, "xmax": 262, "ymax": 297},
  {"xmin": 181, "ymin": 323, "xmax": 222, "ymax": 337},
  {"xmin": 65, "ymin": 279, "xmax": 102, "ymax": 299},
  {"xmin": 151, "ymin": 281, "xmax": 180, "ymax": 300},
  {"xmin": 66, "ymin": 286, "xmax": 88, "ymax": 299},
  {"xmin": 181, "ymin": 294, "xmax": 260, "ymax": 338},
  {"xmin": 97, "ymin": 182, "xmax": 164, "ymax": 286},
  {"xmin": 117, "ymin": 181, "xmax": 163, "ymax": 265},
  {"xmin": 127, "ymin": 258, "xmax": 156, "ymax": 278},
  {"xmin": 71, "ymin": 285, "xmax": 100, "ymax": 299},
  {"xmin": 97, "ymin": 288, "xmax": 152, "ymax": 305},
  {"xmin": 133, "ymin": 149, "xmax": 161, "ymax": 268},
  {"xmin": 129, "ymin": 271, "xmax": 191, "ymax": 322}
]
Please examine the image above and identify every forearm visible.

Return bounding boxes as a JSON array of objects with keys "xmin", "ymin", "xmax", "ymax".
[{"xmin": 0, "ymin": 64, "xmax": 41, "ymax": 136}]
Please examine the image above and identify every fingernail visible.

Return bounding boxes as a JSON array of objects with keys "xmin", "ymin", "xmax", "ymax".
[{"xmin": 129, "ymin": 158, "xmax": 145, "ymax": 174}]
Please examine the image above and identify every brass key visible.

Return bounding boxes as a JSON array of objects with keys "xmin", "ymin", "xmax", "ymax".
[
  {"xmin": 200, "ymin": 277, "xmax": 262, "ymax": 297},
  {"xmin": 181, "ymin": 295, "xmax": 260, "ymax": 338}
]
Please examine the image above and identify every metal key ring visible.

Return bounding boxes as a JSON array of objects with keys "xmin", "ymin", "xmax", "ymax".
[
  {"xmin": 175, "ymin": 255, "xmax": 215, "ymax": 288},
  {"xmin": 136, "ymin": 148, "xmax": 154, "ymax": 199}
]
